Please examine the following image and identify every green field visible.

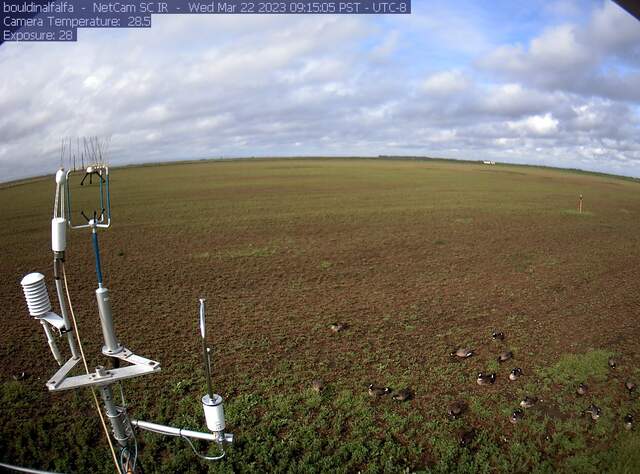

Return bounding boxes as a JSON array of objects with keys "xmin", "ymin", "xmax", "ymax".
[{"xmin": 2, "ymin": 158, "xmax": 640, "ymax": 473}]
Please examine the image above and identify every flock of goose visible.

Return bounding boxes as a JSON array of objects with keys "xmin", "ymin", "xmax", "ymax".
[
  {"xmin": 450, "ymin": 331, "xmax": 637, "ymax": 440},
  {"xmin": 318, "ymin": 325, "xmax": 636, "ymax": 447}
]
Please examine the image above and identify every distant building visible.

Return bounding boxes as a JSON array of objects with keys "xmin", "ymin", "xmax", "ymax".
[{"xmin": 482, "ymin": 160, "xmax": 496, "ymax": 165}]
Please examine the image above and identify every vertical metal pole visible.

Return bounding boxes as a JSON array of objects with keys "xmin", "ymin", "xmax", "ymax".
[
  {"xmin": 98, "ymin": 380, "xmax": 130, "ymax": 448},
  {"xmin": 99, "ymin": 170, "xmax": 104, "ymax": 221},
  {"xmin": 200, "ymin": 299, "xmax": 213, "ymax": 399},
  {"xmin": 91, "ymin": 224, "xmax": 122, "ymax": 355},
  {"xmin": 54, "ymin": 276, "xmax": 79, "ymax": 359},
  {"xmin": 579, "ymin": 194, "xmax": 583, "ymax": 214},
  {"xmin": 92, "ymin": 227, "xmax": 104, "ymax": 287},
  {"xmin": 53, "ymin": 258, "xmax": 79, "ymax": 359},
  {"xmin": 105, "ymin": 168, "xmax": 111, "ymax": 224}
]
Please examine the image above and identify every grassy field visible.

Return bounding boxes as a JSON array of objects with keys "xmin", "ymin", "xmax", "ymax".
[{"xmin": 2, "ymin": 158, "xmax": 640, "ymax": 473}]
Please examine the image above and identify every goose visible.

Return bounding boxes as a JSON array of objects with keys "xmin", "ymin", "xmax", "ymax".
[
  {"xmin": 625, "ymin": 380, "xmax": 636, "ymax": 393},
  {"xmin": 311, "ymin": 379, "xmax": 325, "ymax": 393},
  {"xmin": 577, "ymin": 383, "xmax": 588, "ymax": 396},
  {"xmin": 458, "ymin": 428, "xmax": 476, "ymax": 448},
  {"xmin": 509, "ymin": 368, "xmax": 523, "ymax": 381},
  {"xmin": 520, "ymin": 396, "xmax": 538, "ymax": 409},
  {"xmin": 450, "ymin": 347, "xmax": 474, "ymax": 359},
  {"xmin": 510, "ymin": 408, "xmax": 524, "ymax": 424},
  {"xmin": 584, "ymin": 404, "xmax": 601, "ymax": 420},
  {"xmin": 12, "ymin": 371, "xmax": 27, "ymax": 381},
  {"xmin": 329, "ymin": 323, "xmax": 346, "ymax": 333},
  {"xmin": 497, "ymin": 351, "xmax": 513, "ymax": 363},
  {"xmin": 447, "ymin": 400, "xmax": 468, "ymax": 420},
  {"xmin": 476, "ymin": 372, "xmax": 497, "ymax": 385},
  {"xmin": 492, "ymin": 331, "xmax": 505, "ymax": 341},
  {"xmin": 392, "ymin": 388, "xmax": 413, "ymax": 402},
  {"xmin": 624, "ymin": 414, "xmax": 634, "ymax": 430},
  {"xmin": 368, "ymin": 384, "xmax": 391, "ymax": 397},
  {"xmin": 608, "ymin": 357, "xmax": 617, "ymax": 369}
]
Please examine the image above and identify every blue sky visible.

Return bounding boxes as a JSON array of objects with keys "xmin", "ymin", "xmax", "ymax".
[{"xmin": 1, "ymin": 0, "xmax": 639, "ymax": 181}]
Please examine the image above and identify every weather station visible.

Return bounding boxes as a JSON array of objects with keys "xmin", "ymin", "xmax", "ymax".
[{"xmin": 14, "ymin": 138, "xmax": 233, "ymax": 474}]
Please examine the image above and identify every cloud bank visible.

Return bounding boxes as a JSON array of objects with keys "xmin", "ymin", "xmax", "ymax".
[{"xmin": 1, "ymin": 1, "xmax": 639, "ymax": 181}]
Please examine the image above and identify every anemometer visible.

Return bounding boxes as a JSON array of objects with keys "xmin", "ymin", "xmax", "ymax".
[{"xmin": 18, "ymin": 137, "xmax": 233, "ymax": 473}]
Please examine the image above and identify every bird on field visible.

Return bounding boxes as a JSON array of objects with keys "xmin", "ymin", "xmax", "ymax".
[
  {"xmin": 447, "ymin": 400, "xmax": 468, "ymax": 420},
  {"xmin": 509, "ymin": 368, "xmax": 523, "ymax": 381},
  {"xmin": 520, "ymin": 396, "xmax": 539, "ymax": 409},
  {"xmin": 625, "ymin": 381, "xmax": 636, "ymax": 393},
  {"xmin": 311, "ymin": 379, "xmax": 325, "ymax": 393},
  {"xmin": 476, "ymin": 372, "xmax": 497, "ymax": 385},
  {"xmin": 458, "ymin": 428, "xmax": 476, "ymax": 448},
  {"xmin": 583, "ymin": 404, "xmax": 601, "ymax": 421},
  {"xmin": 392, "ymin": 388, "xmax": 413, "ymax": 402},
  {"xmin": 608, "ymin": 357, "xmax": 617, "ymax": 369},
  {"xmin": 577, "ymin": 383, "xmax": 588, "ymax": 396},
  {"xmin": 450, "ymin": 347, "xmax": 474, "ymax": 359},
  {"xmin": 329, "ymin": 323, "xmax": 346, "ymax": 333},
  {"xmin": 12, "ymin": 371, "xmax": 27, "ymax": 381},
  {"xmin": 497, "ymin": 351, "xmax": 513, "ymax": 363},
  {"xmin": 492, "ymin": 331, "xmax": 505, "ymax": 341},
  {"xmin": 368, "ymin": 384, "xmax": 391, "ymax": 397},
  {"xmin": 510, "ymin": 408, "xmax": 524, "ymax": 424},
  {"xmin": 624, "ymin": 414, "xmax": 634, "ymax": 430}
]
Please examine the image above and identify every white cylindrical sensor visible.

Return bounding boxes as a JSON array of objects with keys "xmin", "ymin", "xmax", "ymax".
[
  {"xmin": 51, "ymin": 217, "xmax": 67, "ymax": 252},
  {"xmin": 20, "ymin": 273, "xmax": 52, "ymax": 317},
  {"xmin": 96, "ymin": 287, "xmax": 122, "ymax": 354},
  {"xmin": 202, "ymin": 394, "xmax": 226, "ymax": 432},
  {"xmin": 55, "ymin": 169, "xmax": 66, "ymax": 185}
]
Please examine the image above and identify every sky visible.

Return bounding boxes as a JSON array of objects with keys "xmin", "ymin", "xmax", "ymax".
[{"xmin": 1, "ymin": 0, "xmax": 640, "ymax": 182}]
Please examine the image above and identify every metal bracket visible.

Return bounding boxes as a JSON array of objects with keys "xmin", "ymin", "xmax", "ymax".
[
  {"xmin": 46, "ymin": 356, "xmax": 82, "ymax": 389},
  {"xmin": 104, "ymin": 346, "xmax": 160, "ymax": 369},
  {"xmin": 46, "ymin": 346, "xmax": 160, "ymax": 391},
  {"xmin": 38, "ymin": 312, "xmax": 66, "ymax": 332}
]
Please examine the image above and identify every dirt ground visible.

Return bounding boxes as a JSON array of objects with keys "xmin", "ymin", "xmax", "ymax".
[{"xmin": 2, "ymin": 158, "xmax": 640, "ymax": 472}]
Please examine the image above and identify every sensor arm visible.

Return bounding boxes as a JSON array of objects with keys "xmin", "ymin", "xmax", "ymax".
[
  {"xmin": 131, "ymin": 419, "xmax": 233, "ymax": 444},
  {"xmin": 51, "ymin": 169, "xmax": 80, "ymax": 359},
  {"xmin": 41, "ymin": 320, "xmax": 63, "ymax": 366},
  {"xmin": 130, "ymin": 419, "xmax": 233, "ymax": 461}
]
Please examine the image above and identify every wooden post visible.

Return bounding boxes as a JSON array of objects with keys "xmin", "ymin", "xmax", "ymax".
[{"xmin": 579, "ymin": 194, "xmax": 583, "ymax": 214}]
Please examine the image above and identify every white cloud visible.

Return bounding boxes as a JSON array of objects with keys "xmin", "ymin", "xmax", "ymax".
[
  {"xmin": 478, "ymin": 24, "xmax": 593, "ymax": 87},
  {"xmin": 508, "ymin": 113, "xmax": 559, "ymax": 136},
  {"xmin": 478, "ymin": 1, "xmax": 640, "ymax": 98},
  {"xmin": 477, "ymin": 83, "xmax": 558, "ymax": 117},
  {"xmin": 422, "ymin": 70, "xmax": 470, "ymax": 95},
  {"xmin": 589, "ymin": 1, "xmax": 640, "ymax": 52},
  {"xmin": 530, "ymin": 24, "xmax": 590, "ymax": 68}
]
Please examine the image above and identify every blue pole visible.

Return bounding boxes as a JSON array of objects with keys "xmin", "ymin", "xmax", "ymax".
[{"xmin": 92, "ymin": 230, "xmax": 103, "ymax": 286}]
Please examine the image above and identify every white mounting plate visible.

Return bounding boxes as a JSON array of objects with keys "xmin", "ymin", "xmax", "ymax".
[{"xmin": 46, "ymin": 346, "xmax": 160, "ymax": 392}]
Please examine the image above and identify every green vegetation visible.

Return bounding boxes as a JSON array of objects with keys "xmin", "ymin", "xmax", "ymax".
[{"xmin": 539, "ymin": 350, "xmax": 613, "ymax": 386}]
